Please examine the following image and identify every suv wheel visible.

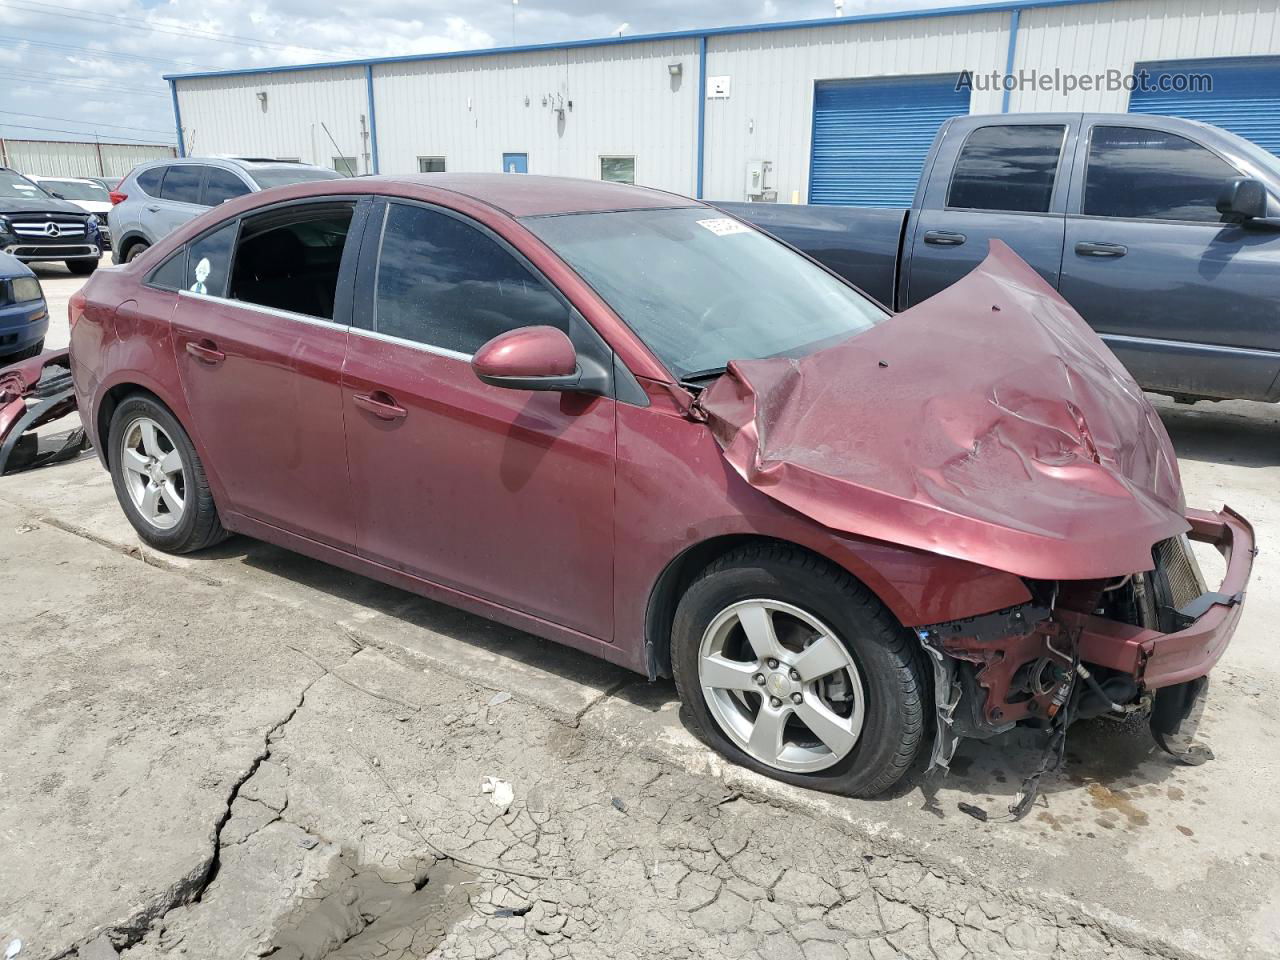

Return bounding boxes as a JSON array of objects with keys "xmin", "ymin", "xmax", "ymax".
[
  {"xmin": 124, "ymin": 241, "xmax": 150, "ymax": 263},
  {"xmin": 67, "ymin": 259, "xmax": 97, "ymax": 276},
  {"xmin": 108, "ymin": 395, "xmax": 227, "ymax": 553},
  {"xmin": 671, "ymin": 544, "xmax": 928, "ymax": 797}
]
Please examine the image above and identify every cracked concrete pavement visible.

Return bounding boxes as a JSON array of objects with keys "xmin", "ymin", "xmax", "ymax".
[{"xmin": 3, "ymin": 262, "xmax": 1279, "ymax": 958}]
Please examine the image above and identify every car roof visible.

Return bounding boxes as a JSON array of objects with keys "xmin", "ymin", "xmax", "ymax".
[{"xmin": 378, "ymin": 173, "xmax": 702, "ymax": 218}]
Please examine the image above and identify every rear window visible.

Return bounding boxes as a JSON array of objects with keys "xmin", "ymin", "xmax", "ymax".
[
  {"xmin": 246, "ymin": 167, "xmax": 345, "ymax": 190},
  {"xmin": 947, "ymin": 124, "xmax": 1066, "ymax": 214},
  {"xmin": 160, "ymin": 165, "xmax": 204, "ymax": 205},
  {"xmin": 136, "ymin": 167, "xmax": 165, "ymax": 196}
]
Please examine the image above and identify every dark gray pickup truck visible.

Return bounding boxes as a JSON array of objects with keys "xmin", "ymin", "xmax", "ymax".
[{"xmin": 721, "ymin": 113, "xmax": 1280, "ymax": 404}]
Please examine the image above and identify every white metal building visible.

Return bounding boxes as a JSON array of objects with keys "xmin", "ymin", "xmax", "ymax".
[{"xmin": 167, "ymin": 0, "xmax": 1280, "ymax": 205}]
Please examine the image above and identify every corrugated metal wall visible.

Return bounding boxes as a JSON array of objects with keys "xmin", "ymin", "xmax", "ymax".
[
  {"xmin": 702, "ymin": 11, "xmax": 1008, "ymax": 203},
  {"xmin": 372, "ymin": 38, "xmax": 698, "ymax": 191},
  {"xmin": 175, "ymin": 66, "xmax": 370, "ymax": 172},
  {"xmin": 0, "ymin": 139, "xmax": 174, "ymax": 178},
  {"xmin": 1010, "ymin": 0, "xmax": 1280, "ymax": 112}
]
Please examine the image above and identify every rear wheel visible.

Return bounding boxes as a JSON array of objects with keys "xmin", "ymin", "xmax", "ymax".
[
  {"xmin": 66, "ymin": 259, "xmax": 97, "ymax": 276},
  {"xmin": 671, "ymin": 544, "xmax": 928, "ymax": 797},
  {"xmin": 108, "ymin": 395, "xmax": 227, "ymax": 553},
  {"xmin": 124, "ymin": 241, "xmax": 149, "ymax": 263}
]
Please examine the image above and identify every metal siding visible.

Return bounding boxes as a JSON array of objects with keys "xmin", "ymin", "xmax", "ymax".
[
  {"xmin": 810, "ymin": 75, "xmax": 971, "ymax": 206},
  {"xmin": 1, "ymin": 140, "xmax": 174, "ymax": 178},
  {"xmin": 1010, "ymin": 0, "xmax": 1280, "ymax": 113},
  {"xmin": 702, "ymin": 12, "xmax": 1008, "ymax": 203},
  {"xmin": 1129, "ymin": 56, "xmax": 1280, "ymax": 155},
  {"xmin": 175, "ymin": 66, "xmax": 368, "ymax": 171},
  {"xmin": 370, "ymin": 38, "xmax": 698, "ymax": 192}
]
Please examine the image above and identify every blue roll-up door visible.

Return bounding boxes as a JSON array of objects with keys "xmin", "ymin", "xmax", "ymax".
[
  {"xmin": 809, "ymin": 74, "xmax": 971, "ymax": 206},
  {"xmin": 1129, "ymin": 57, "xmax": 1280, "ymax": 156}
]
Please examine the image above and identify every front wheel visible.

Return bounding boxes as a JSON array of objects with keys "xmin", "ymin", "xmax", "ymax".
[
  {"xmin": 107, "ymin": 395, "xmax": 227, "ymax": 553},
  {"xmin": 671, "ymin": 544, "xmax": 928, "ymax": 797},
  {"xmin": 67, "ymin": 259, "xmax": 97, "ymax": 276}
]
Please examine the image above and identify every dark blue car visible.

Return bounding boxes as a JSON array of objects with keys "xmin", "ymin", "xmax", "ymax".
[{"xmin": 0, "ymin": 251, "xmax": 49, "ymax": 365}]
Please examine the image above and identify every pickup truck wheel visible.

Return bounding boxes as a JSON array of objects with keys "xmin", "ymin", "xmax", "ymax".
[
  {"xmin": 671, "ymin": 544, "xmax": 927, "ymax": 797},
  {"xmin": 108, "ymin": 395, "xmax": 227, "ymax": 553}
]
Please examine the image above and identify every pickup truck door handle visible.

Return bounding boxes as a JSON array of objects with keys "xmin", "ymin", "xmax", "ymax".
[
  {"xmin": 184, "ymin": 340, "xmax": 225, "ymax": 365},
  {"xmin": 352, "ymin": 391, "xmax": 408, "ymax": 421},
  {"xmin": 1075, "ymin": 241, "xmax": 1128, "ymax": 258},
  {"xmin": 923, "ymin": 230, "xmax": 967, "ymax": 246}
]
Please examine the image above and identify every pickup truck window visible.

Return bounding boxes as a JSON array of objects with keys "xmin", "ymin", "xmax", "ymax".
[
  {"xmin": 947, "ymin": 124, "xmax": 1066, "ymax": 214},
  {"xmin": 1083, "ymin": 126, "xmax": 1240, "ymax": 223}
]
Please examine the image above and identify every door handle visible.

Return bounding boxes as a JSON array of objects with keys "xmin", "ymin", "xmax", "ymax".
[
  {"xmin": 1075, "ymin": 241, "xmax": 1127, "ymax": 258},
  {"xmin": 185, "ymin": 340, "xmax": 225, "ymax": 364},
  {"xmin": 353, "ymin": 391, "xmax": 408, "ymax": 421},
  {"xmin": 146, "ymin": 205, "xmax": 160, "ymax": 213},
  {"xmin": 923, "ymin": 230, "xmax": 967, "ymax": 246}
]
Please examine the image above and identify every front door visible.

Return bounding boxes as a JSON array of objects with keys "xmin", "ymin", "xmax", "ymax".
[
  {"xmin": 341, "ymin": 199, "xmax": 616, "ymax": 640},
  {"xmin": 905, "ymin": 121, "xmax": 1073, "ymax": 306},
  {"xmin": 502, "ymin": 153, "xmax": 528, "ymax": 174},
  {"xmin": 1059, "ymin": 122, "xmax": 1280, "ymax": 401},
  {"xmin": 171, "ymin": 198, "xmax": 367, "ymax": 546}
]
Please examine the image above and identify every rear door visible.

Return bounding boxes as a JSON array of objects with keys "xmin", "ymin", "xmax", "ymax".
[
  {"xmin": 154, "ymin": 164, "xmax": 209, "ymax": 241},
  {"xmin": 1059, "ymin": 121, "xmax": 1280, "ymax": 401},
  {"xmin": 904, "ymin": 118, "xmax": 1076, "ymax": 306},
  {"xmin": 171, "ymin": 198, "xmax": 370, "ymax": 546}
]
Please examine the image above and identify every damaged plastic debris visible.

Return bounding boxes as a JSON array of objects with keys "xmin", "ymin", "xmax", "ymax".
[
  {"xmin": 481, "ymin": 776, "xmax": 515, "ymax": 813},
  {"xmin": 0, "ymin": 349, "xmax": 89, "ymax": 476}
]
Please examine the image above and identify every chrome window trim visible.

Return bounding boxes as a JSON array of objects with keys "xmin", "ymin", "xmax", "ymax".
[{"xmin": 349, "ymin": 325, "xmax": 473, "ymax": 362}]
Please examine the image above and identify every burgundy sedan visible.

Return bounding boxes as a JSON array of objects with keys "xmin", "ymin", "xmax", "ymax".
[{"xmin": 68, "ymin": 175, "xmax": 1252, "ymax": 798}]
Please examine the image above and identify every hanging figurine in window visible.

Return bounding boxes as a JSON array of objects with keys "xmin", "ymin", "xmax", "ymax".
[{"xmin": 190, "ymin": 257, "xmax": 212, "ymax": 295}]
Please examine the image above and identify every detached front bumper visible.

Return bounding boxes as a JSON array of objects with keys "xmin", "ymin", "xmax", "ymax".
[{"xmin": 1061, "ymin": 506, "xmax": 1254, "ymax": 690}]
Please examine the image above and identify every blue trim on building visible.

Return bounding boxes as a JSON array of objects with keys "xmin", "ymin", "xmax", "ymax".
[
  {"xmin": 696, "ymin": 35, "xmax": 707, "ymax": 199},
  {"xmin": 163, "ymin": 0, "xmax": 1116, "ymax": 82},
  {"xmin": 1002, "ymin": 9, "xmax": 1021, "ymax": 112},
  {"xmin": 169, "ymin": 78, "xmax": 185, "ymax": 157},
  {"xmin": 365, "ymin": 63, "xmax": 380, "ymax": 174}
]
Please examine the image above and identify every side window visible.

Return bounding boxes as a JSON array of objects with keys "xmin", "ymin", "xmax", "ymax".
[
  {"xmin": 375, "ymin": 203, "xmax": 570, "ymax": 355},
  {"xmin": 227, "ymin": 203, "xmax": 354, "ymax": 320},
  {"xmin": 203, "ymin": 169, "xmax": 252, "ymax": 205},
  {"xmin": 1084, "ymin": 126, "xmax": 1241, "ymax": 222},
  {"xmin": 148, "ymin": 249, "xmax": 187, "ymax": 291},
  {"xmin": 160, "ymin": 165, "xmax": 204, "ymax": 205},
  {"xmin": 947, "ymin": 125, "xmax": 1066, "ymax": 213},
  {"xmin": 187, "ymin": 223, "xmax": 237, "ymax": 298},
  {"xmin": 136, "ymin": 167, "xmax": 165, "ymax": 197}
]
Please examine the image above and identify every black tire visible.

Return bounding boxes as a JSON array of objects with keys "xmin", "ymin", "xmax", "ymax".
[
  {"xmin": 671, "ymin": 543, "xmax": 928, "ymax": 798},
  {"xmin": 124, "ymin": 241, "xmax": 149, "ymax": 263},
  {"xmin": 1, "ymin": 338, "xmax": 44, "ymax": 366},
  {"xmin": 107, "ymin": 394, "xmax": 227, "ymax": 553},
  {"xmin": 67, "ymin": 258, "xmax": 98, "ymax": 276}
]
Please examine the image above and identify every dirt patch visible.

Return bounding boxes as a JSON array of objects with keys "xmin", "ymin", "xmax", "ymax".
[{"xmin": 1087, "ymin": 783, "xmax": 1150, "ymax": 828}]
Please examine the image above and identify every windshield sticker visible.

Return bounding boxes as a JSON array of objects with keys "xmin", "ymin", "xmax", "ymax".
[
  {"xmin": 696, "ymin": 217, "xmax": 751, "ymax": 237},
  {"xmin": 190, "ymin": 257, "xmax": 212, "ymax": 295}
]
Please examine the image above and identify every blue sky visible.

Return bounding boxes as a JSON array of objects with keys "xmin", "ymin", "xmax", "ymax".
[{"xmin": 0, "ymin": 0, "xmax": 990, "ymax": 151}]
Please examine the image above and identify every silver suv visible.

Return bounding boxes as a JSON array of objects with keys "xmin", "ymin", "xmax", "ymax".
[{"xmin": 108, "ymin": 157, "xmax": 344, "ymax": 264}]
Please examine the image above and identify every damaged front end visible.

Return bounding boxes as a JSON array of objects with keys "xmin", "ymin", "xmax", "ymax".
[
  {"xmin": 919, "ymin": 506, "xmax": 1253, "ymax": 806},
  {"xmin": 0, "ymin": 349, "xmax": 89, "ymax": 475}
]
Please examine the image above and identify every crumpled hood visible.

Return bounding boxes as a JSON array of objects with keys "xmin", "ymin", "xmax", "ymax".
[{"xmin": 699, "ymin": 240, "xmax": 1187, "ymax": 581}]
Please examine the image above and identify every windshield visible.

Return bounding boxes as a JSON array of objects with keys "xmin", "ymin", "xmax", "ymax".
[
  {"xmin": 0, "ymin": 169, "xmax": 50, "ymax": 200},
  {"xmin": 526, "ymin": 206, "xmax": 887, "ymax": 380},
  {"xmin": 248, "ymin": 167, "xmax": 345, "ymax": 189},
  {"xmin": 39, "ymin": 179, "xmax": 109, "ymax": 202}
]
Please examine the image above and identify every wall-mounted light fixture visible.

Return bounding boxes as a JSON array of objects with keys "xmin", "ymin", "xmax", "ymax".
[
  {"xmin": 256, "ymin": 91, "xmax": 268, "ymax": 111},
  {"xmin": 668, "ymin": 62, "xmax": 683, "ymax": 77}
]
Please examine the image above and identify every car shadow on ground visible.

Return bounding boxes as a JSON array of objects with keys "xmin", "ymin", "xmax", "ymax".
[{"xmin": 1152, "ymin": 395, "xmax": 1280, "ymax": 468}]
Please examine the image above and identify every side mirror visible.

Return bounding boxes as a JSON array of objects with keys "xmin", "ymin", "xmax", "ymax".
[
  {"xmin": 472, "ymin": 325, "xmax": 581, "ymax": 392},
  {"xmin": 1217, "ymin": 177, "xmax": 1268, "ymax": 221}
]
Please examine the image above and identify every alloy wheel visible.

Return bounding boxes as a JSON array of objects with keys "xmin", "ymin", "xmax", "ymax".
[
  {"xmin": 119, "ymin": 416, "xmax": 186, "ymax": 530},
  {"xmin": 697, "ymin": 599, "xmax": 865, "ymax": 773}
]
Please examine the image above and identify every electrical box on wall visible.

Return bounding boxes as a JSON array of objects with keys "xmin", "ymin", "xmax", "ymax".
[{"xmin": 744, "ymin": 160, "xmax": 776, "ymax": 202}]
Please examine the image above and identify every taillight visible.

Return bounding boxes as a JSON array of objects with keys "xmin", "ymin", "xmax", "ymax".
[
  {"xmin": 109, "ymin": 191, "xmax": 127, "ymax": 205},
  {"xmin": 69, "ymin": 291, "xmax": 87, "ymax": 331}
]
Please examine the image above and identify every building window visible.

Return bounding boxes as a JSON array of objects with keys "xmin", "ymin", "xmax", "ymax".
[
  {"xmin": 417, "ymin": 157, "xmax": 446, "ymax": 173},
  {"xmin": 332, "ymin": 156, "xmax": 358, "ymax": 177},
  {"xmin": 600, "ymin": 156, "xmax": 635, "ymax": 185}
]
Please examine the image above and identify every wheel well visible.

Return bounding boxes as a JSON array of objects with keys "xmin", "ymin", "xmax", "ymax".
[
  {"xmin": 643, "ymin": 534, "xmax": 848, "ymax": 680},
  {"xmin": 96, "ymin": 384, "xmax": 165, "ymax": 466},
  {"xmin": 118, "ymin": 235, "xmax": 149, "ymax": 261}
]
